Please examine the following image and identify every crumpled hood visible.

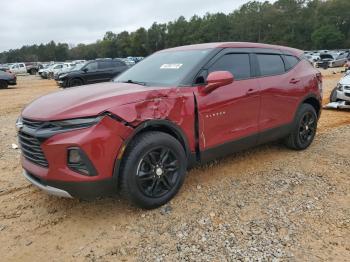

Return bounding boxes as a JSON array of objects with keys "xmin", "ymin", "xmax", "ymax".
[
  {"xmin": 22, "ymin": 82, "xmax": 168, "ymax": 121},
  {"xmin": 339, "ymin": 74, "xmax": 350, "ymax": 86}
]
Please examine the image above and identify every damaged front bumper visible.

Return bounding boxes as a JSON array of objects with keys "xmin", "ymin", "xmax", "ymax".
[{"xmin": 324, "ymin": 101, "xmax": 350, "ymax": 109}]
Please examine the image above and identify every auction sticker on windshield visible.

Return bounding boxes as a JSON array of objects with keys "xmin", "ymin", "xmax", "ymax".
[{"xmin": 160, "ymin": 64, "xmax": 183, "ymax": 69}]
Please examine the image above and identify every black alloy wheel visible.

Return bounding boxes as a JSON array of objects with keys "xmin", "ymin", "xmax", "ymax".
[
  {"xmin": 298, "ymin": 111, "xmax": 316, "ymax": 145},
  {"xmin": 284, "ymin": 103, "xmax": 318, "ymax": 150},
  {"xmin": 120, "ymin": 131, "xmax": 187, "ymax": 209},
  {"xmin": 136, "ymin": 147, "xmax": 180, "ymax": 198}
]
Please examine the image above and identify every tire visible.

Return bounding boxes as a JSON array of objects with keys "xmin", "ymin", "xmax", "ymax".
[
  {"xmin": 330, "ymin": 88, "xmax": 338, "ymax": 102},
  {"xmin": 284, "ymin": 104, "xmax": 318, "ymax": 150},
  {"xmin": 0, "ymin": 80, "xmax": 8, "ymax": 89},
  {"xmin": 120, "ymin": 131, "xmax": 187, "ymax": 209},
  {"xmin": 69, "ymin": 78, "xmax": 83, "ymax": 87},
  {"xmin": 29, "ymin": 69, "xmax": 37, "ymax": 75}
]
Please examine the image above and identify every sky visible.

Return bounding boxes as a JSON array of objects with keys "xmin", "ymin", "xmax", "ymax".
[{"xmin": 0, "ymin": 0, "xmax": 272, "ymax": 52}]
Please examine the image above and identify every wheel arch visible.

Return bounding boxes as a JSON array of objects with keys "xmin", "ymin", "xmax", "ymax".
[
  {"xmin": 113, "ymin": 119, "xmax": 195, "ymax": 184},
  {"xmin": 298, "ymin": 94, "xmax": 321, "ymax": 118}
]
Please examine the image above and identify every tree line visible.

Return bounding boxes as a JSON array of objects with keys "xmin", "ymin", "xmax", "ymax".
[{"xmin": 1, "ymin": 0, "xmax": 349, "ymax": 63}]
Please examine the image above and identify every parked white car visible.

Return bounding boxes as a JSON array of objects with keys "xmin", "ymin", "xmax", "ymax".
[
  {"xmin": 330, "ymin": 71, "xmax": 350, "ymax": 103},
  {"xmin": 9, "ymin": 63, "xmax": 27, "ymax": 74},
  {"xmin": 41, "ymin": 64, "xmax": 67, "ymax": 79}
]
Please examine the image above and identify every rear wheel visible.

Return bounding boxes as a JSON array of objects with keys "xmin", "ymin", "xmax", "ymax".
[
  {"xmin": 120, "ymin": 131, "xmax": 187, "ymax": 209},
  {"xmin": 284, "ymin": 104, "xmax": 317, "ymax": 150},
  {"xmin": 0, "ymin": 80, "xmax": 8, "ymax": 89},
  {"xmin": 330, "ymin": 88, "xmax": 338, "ymax": 102},
  {"xmin": 69, "ymin": 78, "xmax": 83, "ymax": 87}
]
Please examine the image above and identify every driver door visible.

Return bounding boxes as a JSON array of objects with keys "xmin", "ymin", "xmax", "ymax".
[{"xmin": 195, "ymin": 52, "xmax": 261, "ymax": 161}]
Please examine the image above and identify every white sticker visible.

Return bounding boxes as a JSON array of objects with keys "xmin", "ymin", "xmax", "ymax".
[{"xmin": 160, "ymin": 63, "xmax": 183, "ymax": 69}]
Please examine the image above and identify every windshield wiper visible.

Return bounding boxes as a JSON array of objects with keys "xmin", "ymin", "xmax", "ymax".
[{"xmin": 120, "ymin": 79, "xmax": 147, "ymax": 86}]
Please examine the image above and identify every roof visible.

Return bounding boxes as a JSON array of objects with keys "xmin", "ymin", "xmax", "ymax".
[{"xmin": 161, "ymin": 42, "xmax": 303, "ymax": 57}]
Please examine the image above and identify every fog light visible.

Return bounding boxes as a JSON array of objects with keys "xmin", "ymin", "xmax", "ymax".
[
  {"xmin": 68, "ymin": 149, "xmax": 82, "ymax": 164},
  {"xmin": 67, "ymin": 148, "xmax": 97, "ymax": 176}
]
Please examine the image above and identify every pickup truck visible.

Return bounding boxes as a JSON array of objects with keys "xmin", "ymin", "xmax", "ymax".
[{"xmin": 8, "ymin": 62, "xmax": 40, "ymax": 75}]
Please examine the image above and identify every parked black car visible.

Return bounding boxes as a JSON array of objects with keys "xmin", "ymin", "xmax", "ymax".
[
  {"xmin": 57, "ymin": 59, "xmax": 129, "ymax": 88},
  {"xmin": 0, "ymin": 70, "xmax": 16, "ymax": 89}
]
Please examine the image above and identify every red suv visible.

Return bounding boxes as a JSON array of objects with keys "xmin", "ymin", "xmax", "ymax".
[{"xmin": 17, "ymin": 42, "xmax": 322, "ymax": 208}]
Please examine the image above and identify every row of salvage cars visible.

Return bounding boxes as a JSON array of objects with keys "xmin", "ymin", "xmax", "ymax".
[
  {"xmin": 304, "ymin": 49, "xmax": 350, "ymax": 69},
  {"xmin": 39, "ymin": 57, "xmax": 143, "ymax": 88}
]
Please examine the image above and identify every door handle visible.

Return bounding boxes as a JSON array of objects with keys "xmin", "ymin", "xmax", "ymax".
[
  {"xmin": 290, "ymin": 78, "xmax": 300, "ymax": 84},
  {"xmin": 246, "ymin": 88, "xmax": 255, "ymax": 95}
]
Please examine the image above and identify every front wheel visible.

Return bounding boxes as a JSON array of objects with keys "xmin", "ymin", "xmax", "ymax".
[
  {"xmin": 284, "ymin": 104, "xmax": 318, "ymax": 150},
  {"xmin": 330, "ymin": 88, "xmax": 338, "ymax": 102},
  {"xmin": 120, "ymin": 131, "xmax": 187, "ymax": 209},
  {"xmin": 68, "ymin": 78, "xmax": 83, "ymax": 87}
]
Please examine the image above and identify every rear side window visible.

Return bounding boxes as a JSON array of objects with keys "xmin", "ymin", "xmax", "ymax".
[
  {"xmin": 98, "ymin": 61, "xmax": 113, "ymax": 69},
  {"xmin": 209, "ymin": 54, "xmax": 251, "ymax": 80},
  {"xmin": 256, "ymin": 54, "xmax": 285, "ymax": 76},
  {"xmin": 112, "ymin": 61, "xmax": 125, "ymax": 67},
  {"xmin": 283, "ymin": 55, "xmax": 299, "ymax": 70}
]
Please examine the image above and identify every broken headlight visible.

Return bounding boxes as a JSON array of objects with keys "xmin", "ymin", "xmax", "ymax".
[{"xmin": 336, "ymin": 83, "xmax": 343, "ymax": 91}]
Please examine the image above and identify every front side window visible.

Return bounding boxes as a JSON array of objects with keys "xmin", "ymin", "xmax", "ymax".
[
  {"xmin": 257, "ymin": 54, "xmax": 285, "ymax": 76},
  {"xmin": 85, "ymin": 62, "xmax": 98, "ymax": 71},
  {"xmin": 209, "ymin": 54, "xmax": 251, "ymax": 80}
]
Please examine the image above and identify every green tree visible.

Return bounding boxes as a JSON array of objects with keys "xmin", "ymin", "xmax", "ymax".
[{"xmin": 311, "ymin": 25, "xmax": 345, "ymax": 49}]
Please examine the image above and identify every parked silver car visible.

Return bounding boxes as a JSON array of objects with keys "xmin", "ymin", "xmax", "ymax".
[
  {"xmin": 316, "ymin": 52, "xmax": 349, "ymax": 68},
  {"xmin": 330, "ymin": 71, "xmax": 350, "ymax": 103}
]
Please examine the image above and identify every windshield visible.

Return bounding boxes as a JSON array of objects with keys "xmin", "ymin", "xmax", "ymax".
[{"xmin": 114, "ymin": 49, "xmax": 211, "ymax": 86}]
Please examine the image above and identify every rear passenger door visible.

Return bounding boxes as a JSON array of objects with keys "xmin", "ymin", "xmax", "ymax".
[
  {"xmin": 97, "ymin": 61, "xmax": 113, "ymax": 81},
  {"xmin": 110, "ymin": 61, "xmax": 128, "ymax": 78},
  {"xmin": 255, "ymin": 53, "xmax": 301, "ymax": 135},
  {"xmin": 196, "ymin": 51, "xmax": 261, "ymax": 158}
]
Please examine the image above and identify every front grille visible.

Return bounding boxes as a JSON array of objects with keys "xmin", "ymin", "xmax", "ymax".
[
  {"xmin": 344, "ymin": 86, "xmax": 350, "ymax": 91},
  {"xmin": 345, "ymin": 93, "xmax": 350, "ymax": 97},
  {"xmin": 18, "ymin": 131, "xmax": 48, "ymax": 167},
  {"xmin": 22, "ymin": 118, "xmax": 44, "ymax": 129}
]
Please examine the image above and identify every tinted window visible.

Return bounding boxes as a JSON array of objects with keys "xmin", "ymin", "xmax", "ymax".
[
  {"xmin": 283, "ymin": 55, "xmax": 299, "ymax": 70},
  {"xmin": 257, "ymin": 54, "xmax": 285, "ymax": 76},
  {"xmin": 98, "ymin": 61, "xmax": 113, "ymax": 69},
  {"xmin": 112, "ymin": 61, "xmax": 125, "ymax": 67},
  {"xmin": 85, "ymin": 62, "xmax": 98, "ymax": 71},
  {"xmin": 209, "ymin": 54, "xmax": 251, "ymax": 80}
]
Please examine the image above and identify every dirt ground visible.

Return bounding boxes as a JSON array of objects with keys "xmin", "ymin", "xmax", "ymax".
[{"xmin": 0, "ymin": 69, "xmax": 349, "ymax": 261}]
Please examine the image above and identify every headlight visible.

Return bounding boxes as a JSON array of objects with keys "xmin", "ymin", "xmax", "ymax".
[
  {"xmin": 15, "ymin": 117, "xmax": 23, "ymax": 131},
  {"xmin": 50, "ymin": 116, "xmax": 103, "ymax": 129},
  {"xmin": 59, "ymin": 73, "xmax": 68, "ymax": 79},
  {"xmin": 337, "ymin": 83, "xmax": 343, "ymax": 91}
]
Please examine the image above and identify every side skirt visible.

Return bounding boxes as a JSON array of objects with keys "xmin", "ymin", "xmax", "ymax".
[{"xmin": 200, "ymin": 123, "xmax": 292, "ymax": 164}]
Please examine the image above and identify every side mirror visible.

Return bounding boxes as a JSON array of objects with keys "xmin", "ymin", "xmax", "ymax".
[
  {"xmin": 201, "ymin": 71, "xmax": 234, "ymax": 94},
  {"xmin": 82, "ymin": 68, "xmax": 88, "ymax": 73}
]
